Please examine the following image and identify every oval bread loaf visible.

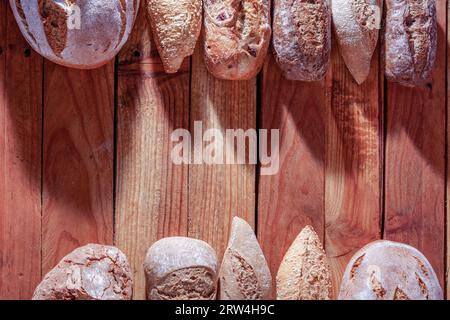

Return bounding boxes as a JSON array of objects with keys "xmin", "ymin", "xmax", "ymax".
[
  {"xmin": 144, "ymin": 237, "xmax": 218, "ymax": 300},
  {"xmin": 384, "ymin": 0, "xmax": 437, "ymax": 87},
  {"xmin": 32, "ymin": 244, "xmax": 133, "ymax": 300},
  {"xmin": 146, "ymin": 0, "xmax": 202, "ymax": 73},
  {"xmin": 339, "ymin": 240, "xmax": 443, "ymax": 300},
  {"xmin": 219, "ymin": 217, "xmax": 272, "ymax": 300},
  {"xmin": 273, "ymin": 0, "xmax": 331, "ymax": 81},
  {"xmin": 203, "ymin": 0, "xmax": 272, "ymax": 80},
  {"xmin": 10, "ymin": 0, "xmax": 139, "ymax": 69},
  {"xmin": 276, "ymin": 226, "xmax": 332, "ymax": 300}
]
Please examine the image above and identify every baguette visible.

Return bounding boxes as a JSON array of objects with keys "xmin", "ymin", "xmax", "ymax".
[
  {"xmin": 203, "ymin": 0, "xmax": 271, "ymax": 80},
  {"xmin": 10, "ymin": 0, "xmax": 139, "ymax": 69},
  {"xmin": 384, "ymin": 0, "xmax": 437, "ymax": 87},
  {"xmin": 273, "ymin": 0, "xmax": 331, "ymax": 81},
  {"xmin": 219, "ymin": 217, "xmax": 272, "ymax": 300},
  {"xmin": 146, "ymin": 0, "xmax": 202, "ymax": 73},
  {"xmin": 339, "ymin": 240, "xmax": 443, "ymax": 300}
]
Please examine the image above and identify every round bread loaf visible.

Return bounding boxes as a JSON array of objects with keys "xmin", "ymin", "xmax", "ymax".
[
  {"xmin": 144, "ymin": 237, "xmax": 218, "ymax": 300},
  {"xmin": 10, "ymin": 0, "xmax": 139, "ymax": 69},
  {"xmin": 339, "ymin": 240, "xmax": 443, "ymax": 300},
  {"xmin": 32, "ymin": 244, "xmax": 133, "ymax": 300}
]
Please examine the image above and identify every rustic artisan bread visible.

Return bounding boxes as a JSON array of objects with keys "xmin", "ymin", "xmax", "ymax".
[
  {"xmin": 273, "ymin": 0, "xmax": 331, "ymax": 81},
  {"xmin": 203, "ymin": 0, "xmax": 271, "ymax": 80},
  {"xmin": 276, "ymin": 226, "xmax": 332, "ymax": 300},
  {"xmin": 332, "ymin": 0, "xmax": 382, "ymax": 84},
  {"xmin": 33, "ymin": 244, "xmax": 133, "ymax": 300},
  {"xmin": 219, "ymin": 217, "xmax": 272, "ymax": 300},
  {"xmin": 339, "ymin": 240, "xmax": 443, "ymax": 300},
  {"xmin": 384, "ymin": 0, "xmax": 437, "ymax": 87},
  {"xmin": 146, "ymin": 0, "xmax": 202, "ymax": 73},
  {"xmin": 144, "ymin": 237, "xmax": 218, "ymax": 300},
  {"xmin": 10, "ymin": 0, "xmax": 139, "ymax": 69}
]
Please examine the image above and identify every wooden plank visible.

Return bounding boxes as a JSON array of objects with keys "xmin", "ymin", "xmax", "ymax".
[
  {"xmin": 189, "ymin": 47, "xmax": 256, "ymax": 262},
  {"xmin": 0, "ymin": 6, "xmax": 42, "ymax": 299},
  {"xmin": 257, "ymin": 54, "xmax": 326, "ymax": 296},
  {"xmin": 446, "ymin": 0, "xmax": 449, "ymax": 299},
  {"xmin": 325, "ymin": 45, "xmax": 382, "ymax": 298},
  {"xmin": 385, "ymin": 0, "xmax": 447, "ymax": 289},
  {"xmin": 115, "ymin": 10, "xmax": 189, "ymax": 299}
]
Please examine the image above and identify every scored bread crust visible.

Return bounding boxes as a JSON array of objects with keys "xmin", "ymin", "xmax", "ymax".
[
  {"xmin": 273, "ymin": 0, "xmax": 331, "ymax": 81},
  {"xmin": 219, "ymin": 217, "xmax": 272, "ymax": 300},
  {"xmin": 203, "ymin": 0, "xmax": 272, "ymax": 80},
  {"xmin": 339, "ymin": 240, "xmax": 443, "ymax": 300},
  {"xmin": 144, "ymin": 237, "xmax": 219, "ymax": 300},
  {"xmin": 276, "ymin": 226, "xmax": 332, "ymax": 300},
  {"xmin": 332, "ymin": 0, "xmax": 382, "ymax": 84},
  {"xmin": 384, "ymin": 0, "xmax": 437, "ymax": 87},
  {"xmin": 146, "ymin": 0, "xmax": 202, "ymax": 73},
  {"xmin": 10, "ymin": 0, "xmax": 139, "ymax": 69}
]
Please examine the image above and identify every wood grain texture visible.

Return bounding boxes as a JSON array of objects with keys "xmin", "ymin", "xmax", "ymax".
[
  {"xmin": 385, "ymin": 0, "xmax": 447, "ymax": 288},
  {"xmin": 325, "ymin": 45, "xmax": 382, "ymax": 298},
  {"xmin": 257, "ymin": 54, "xmax": 326, "ymax": 295},
  {"xmin": 0, "ymin": 6, "xmax": 42, "ymax": 300},
  {"xmin": 115, "ymin": 9, "xmax": 189, "ymax": 300},
  {"xmin": 446, "ymin": 0, "xmax": 449, "ymax": 299}
]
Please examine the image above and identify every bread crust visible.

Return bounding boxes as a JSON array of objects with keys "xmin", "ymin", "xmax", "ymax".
[
  {"xmin": 203, "ymin": 0, "xmax": 271, "ymax": 80},
  {"xmin": 273, "ymin": 0, "xmax": 331, "ymax": 81},
  {"xmin": 384, "ymin": 0, "xmax": 437, "ymax": 87}
]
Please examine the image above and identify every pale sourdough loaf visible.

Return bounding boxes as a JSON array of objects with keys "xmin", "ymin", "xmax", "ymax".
[
  {"xmin": 384, "ymin": 0, "xmax": 437, "ymax": 87},
  {"xmin": 144, "ymin": 237, "xmax": 218, "ymax": 300},
  {"xmin": 203, "ymin": 0, "xmax": 271, "ymax": 80},
  {"xmin": 339, "ymin": 240, "xmax": 443, "ymax": 300},
  {"xmin": 10, "ymin": 0, "xmax": 139, "ymax": 69},
  {"xmin": 219, "ymin": 217, "xmax": 272, "ymax": 300},
  {"xmin": 276, "ymin": 226, "xmax": 332, "ymax": 300},
  {"xmin": 33, "ymin": 244, "xmax": 133, "ymax": 300},
  {"xmin": 146, "ymin": 0, "xmax": 202, "ymax": 73},
  {"xmin": 273, "ymin": 0, "xmax": 331, "ymax": 81},
  {"xmin": 332, "ymin": 0, "xmax": 382, "ymax": 84}
]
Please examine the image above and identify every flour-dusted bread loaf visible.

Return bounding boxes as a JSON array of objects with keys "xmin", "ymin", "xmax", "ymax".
[
  {"xmin": 273, "ymin": 0, "xmax": 331, "ymax": 81},
  {"xmin": 276, "ymin": 226, "xmax": 332, "ymax": 300},
  {"xmin": 144, "ymin": 237, "xmax": 218, "ymax": 300},
  {"xmin": 203, "ymin": 0, "xmax": 271, "ymax": 80},
  {"xmin": 384, "ymin": 0, "xmax": 437, "ymax": 87},
  {"xmin": 219, "ymin": 217, "xmax": 272, "ymax": 300},
  {"xmin": 146, "ymin": 0, "xmax": 202, "ymax": 73},
  {"xmin": 332, "ymin": 0, "xmax": 382, "ymax": 84},
  {"xmin": 339, "ymin": 240, "xmax": 443, "ymax": 300},
  {"xmin": 32, "ymin": 244, "xmax": 133, "ymax": 300},
  {"xmin": 10, "ymin": 0, "xmax": 139, "ymax": 69}
]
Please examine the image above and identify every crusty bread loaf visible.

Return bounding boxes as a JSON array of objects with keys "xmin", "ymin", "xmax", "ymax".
[
  {"xmin": 273, "ymin": 0, "xmax": 331, "ymax": 81},
  {"xmin": 332, "ymin": 0, "xmax": 382, "ymax": 84},
  {"xmin": 146, "ymin": 0, "xmax": 202, "ymax": 73},
  {"xmin": 144, "ymin": 237, "xmax": 218, "ymax": 300},
  {"xmin": 203, "ymin": 0, "xmax": 271, "ymax": 80},
  {"xmin": 32, "ymin": 244, "xmax": 133, "ymax": 300},
  {"xmin": 276, "ymin": 226, "xmax": 332, "ymax": 300},
  {"xmin": 219, "ymin": 217, "xmax": 272, "ymax": 300},
  {"xmin": 384, "ymin": 0, "xmax": 437, "ymax": 87},
  {"xmin": 339, "ymin": 240, "xmax": 443, "ymax": 300},
  {"xmin": 10, "ymin": 0, "xmax": 139, "ymax": 69}
]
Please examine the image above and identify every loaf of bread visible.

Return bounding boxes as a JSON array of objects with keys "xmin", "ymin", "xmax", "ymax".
[
  {"xmin": 384, "ymin": 0, "xmax": 437, "ymax": 87},
  {"xmin": 144, "ymin": 237, "xmax": 218, "ymax": 300},
  {"xmin": 339, "ymin": 240, "xmax": 443, "ymax": 300},
  {"xmin": 146, "ymin": 0, "xmax": 202, "ymax": 73},
  {"xmin": 332, "ymin": 0, "xmax": 382, "ymax": 84},
  {"xmin": 32, "ymin": 244, "xmax": 133, "ymax": 300},
  {"xmin": 273, "ymin": 0, "xmax": 331, "ymax": 81},
  {"xmin": 219, "ymin": 217, "xmax": 272, "ymax": 300},
  {"xmin": 203, "ymin": 0, "xmax": 271, "ymax": 80},
  {"xmin": 276, "ymin": 226, "xmax": 332, "ymax": 300},
  {"xmin": 10, "ymin": 0, "xmax": 139, "ymax": 69}
]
